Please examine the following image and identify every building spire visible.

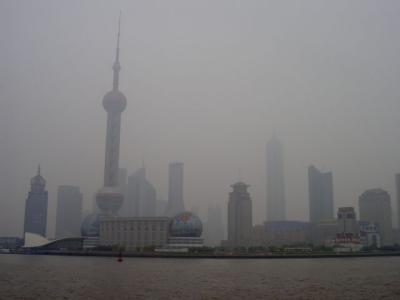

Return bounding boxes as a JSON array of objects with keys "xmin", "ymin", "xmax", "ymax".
[
  {"xmin": 112, "ymin": 11, "xmax": 122, "ymax": 90},
  {"xmin": 37, "ymin": 164, "xmax": 41, "ymax": 176}
]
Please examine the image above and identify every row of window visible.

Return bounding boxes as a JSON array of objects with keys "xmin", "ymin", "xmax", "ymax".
[
  {"xmin": 104, "ymin": 232, "xmax": 167, "ymax": 241},
  {"xmin": 100, "ymin": 221, "xmax": 169, "ymax": 231}
]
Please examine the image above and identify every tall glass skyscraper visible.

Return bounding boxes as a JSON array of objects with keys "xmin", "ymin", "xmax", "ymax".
[
  {"xmin": 55, "ymin": 185, "xmax": 82, "ymax": 238},
  {"xmin": 308, "ymin": 165, "xmax": 333, "ymax": 223},
  {"xmin": 165, "ymin": 162, "xmax": 185, "ymax": 216},
  {"xmin": 359, "ymin": 189, "xmax": 393, "ymax": 246},
  {"xmin": 266, "ymin": 135, "xmax": 286, "ymax": 221}
]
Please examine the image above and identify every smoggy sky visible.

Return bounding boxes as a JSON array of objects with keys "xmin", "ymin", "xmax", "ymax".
[{"xmin": 1, "ymin": 0, "xmax": 400, "ymax": 237}]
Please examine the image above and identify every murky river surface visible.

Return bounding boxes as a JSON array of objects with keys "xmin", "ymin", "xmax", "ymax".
[{"xmin": 0, "ymin": 254, "xmax": 399, "ymax": 299}]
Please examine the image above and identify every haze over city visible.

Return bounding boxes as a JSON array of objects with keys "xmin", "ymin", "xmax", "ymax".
[{"xmin": 1, "ymin": 0, "xmax": 400, "ymax": 238}]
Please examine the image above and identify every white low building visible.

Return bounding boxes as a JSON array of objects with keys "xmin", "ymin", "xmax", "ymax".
[{"xmin": 99, "ymin": 217, "xmax": 170, "ymax": 250}]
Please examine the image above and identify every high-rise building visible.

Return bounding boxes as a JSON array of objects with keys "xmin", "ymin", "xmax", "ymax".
[
  {"xmin": 227, "ymin": 181, "xmax": 252, "ymax": 247},
  {"xmin": 165, "ymin": 162, "xmax": 184, "ymax": 216},
  {"xmin": 55, "ymin": 186, "xmax": 83, "ymax": 238},
  {"xmin": 396, "ymin": 174, "xmax": 400, "ymax": 229},
  {"xmin": 126, "ymin": 167, "xmax": 156, "ymax": 217},
  {"xmin": 24, "ymin": 166, "xmax": 48, "ymax": 237},
  {"xmin": 95, "ymin": 16, "xmax": 127, "ymax": 217},
  {"xmin": 359, "ymin": 189, "xmax": 393, "ymax": 246},
  {"xmin": 118, "ymin": 168, "xmax": 127, "ymax": 199},
  {"xmin": 266, "ymin": 135, "xmax": 286, "ymax": 221},
  {"xmin": 118, "ymin": 168, "xmax": 128, "ymax": 215},
  {"xmin": 308, "ymin": 165, "xmax": 333, "ymax": 223},
  {"xmin": 204, "ymin": 204, "xmax": 224, "ymax": 246}
]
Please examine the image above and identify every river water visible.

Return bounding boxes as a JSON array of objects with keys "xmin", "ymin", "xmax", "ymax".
[{"xmin": 0, "ymin": 254, "xmax": 399, "ymax": 299}]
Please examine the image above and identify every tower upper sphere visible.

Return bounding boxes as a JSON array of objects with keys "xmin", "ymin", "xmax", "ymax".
[{"xmin": 103, "ymin": 90, "xmax": 127, "ymax": 113}]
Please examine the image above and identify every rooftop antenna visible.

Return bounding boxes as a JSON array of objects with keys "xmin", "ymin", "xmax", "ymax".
[{"xmin": 112, "ymin": 11, "xmax": 122, "ymax": 90}]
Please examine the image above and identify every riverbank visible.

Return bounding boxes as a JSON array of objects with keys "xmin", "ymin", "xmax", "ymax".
[{"xmin": 5, "ymin": 250, "xmax": 400, "ymax": 259}]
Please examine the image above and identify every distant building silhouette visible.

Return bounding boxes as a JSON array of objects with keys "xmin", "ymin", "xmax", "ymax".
[
  {"xmin": 165, "ymin": 162, "xmax": 185, "ymax": 216},
  {"xmin": 359, "ymin": 189, "xmax": 393, "ymax": 246},
  {"xmin": 266, "ymin": 135, "xmax": 286, "ymax": 221},
  {"xmin": 155, "ymin": 199, "xmax": 168, "ymax": 217},
  {"xmin": 396, "ymin": 174, "xmax": 400, "ymax": 228},
  {"xmin": 204, "ymin": 204, "xmax": 224, "ymax": 246},
  {"xmin": 227, "ymin": 181, "xmax": 252, "ymax": 247},
  {"xmin": 126, "ymin": 167, "xmax": 156, "ymax": 217},
  {"xmin": 308, "ymin": 165, "xmax": 333, "ymax": 223},
  {"xmin": 119, "ymin": 168, "xmax": 127, "ymax": 199},
  {"xmin": 55, "ymin": 186, "xmax": 82, "ymax": 238},
  {"xmin": 24, "ymin": 166, "xmax": 48, "ymax": 237},
  {"xmin": 118, "ymin": 168, "xmax": 128, "ymax": 215}
]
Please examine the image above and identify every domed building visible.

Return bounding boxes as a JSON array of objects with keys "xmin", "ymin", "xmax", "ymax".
[
  {"xmin": 81, "ymin": 213, "xmax": 101, "ymax": 237},
  {"xmin": 169, "ymin": 211, "xmax": 203, "ymax": 238},
  {"xmin": 166, "ymin": 211, "xmax": 204, "ymax": 250}
]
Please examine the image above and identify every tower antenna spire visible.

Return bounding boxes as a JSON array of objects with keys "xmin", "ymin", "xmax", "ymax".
[
  {"xmin": 113, "ymin": 11, "xmax": 122, "ymax": 90},
  {"xmin": 38, "ymin": 164, "xmax": 41, "ymax": 175}
]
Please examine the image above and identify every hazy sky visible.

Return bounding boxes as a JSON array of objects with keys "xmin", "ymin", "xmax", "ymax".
[{"xmin": 1, "ymin": 0, "xmax": 400, "ymax": 237}]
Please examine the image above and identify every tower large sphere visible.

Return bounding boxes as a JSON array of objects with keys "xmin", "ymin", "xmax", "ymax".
[{"xmin": 103, "ymin": 90, "xmax": 127, "ymax": 113}]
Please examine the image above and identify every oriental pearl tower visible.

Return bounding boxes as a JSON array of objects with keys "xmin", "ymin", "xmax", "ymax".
[{"xmin": 95, "ymin": 15, "xmax": 127, "ymax": 216}]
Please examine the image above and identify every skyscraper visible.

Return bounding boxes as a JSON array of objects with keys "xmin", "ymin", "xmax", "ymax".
[
  {"xmin": 396, "ymin": 174, "xmax": 400, "ymax": 228},
  {"xmin": 227, "ymin": 181, "xmax": 252, "ymax": 247},
  {"xmin": 359, "ymin": 189, "xmax": 393, "ymax": 246},
  {"xmin": 95, "ymin": 15, "xmax": 127, "ymax": 216},
  {"xmin": 266, "ymin": 135, "xmax": 286, "ymax": 221},
  {"xmin": 126, "ymin": 167, "xmax": 156, "ymax": 217},
  {"xmin": 24, "ymin": 166, "xmax": 48, "ymax": 237},
  {"xmin": 204, "ymin": 204, "xmax": 225, "ymax": 246},
  {"xmin": 117, "ymin": 168, "xmax": 128, "ymax": 214},
  {"xmin": 308, "ymin": 165, "xmax": 333, "ymax": 223},
  {"xmin": 165, "ymin": 162, "xmax": 184, "ymax": 216},
  {"xmin": 55, "ymin": 186, "xmax": 83, "ymax": 238}
]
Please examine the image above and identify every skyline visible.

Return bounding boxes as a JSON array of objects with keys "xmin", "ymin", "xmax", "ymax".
[{"xmin": 1, "ymin": 1, "xmax": 400, "ymax": 237}]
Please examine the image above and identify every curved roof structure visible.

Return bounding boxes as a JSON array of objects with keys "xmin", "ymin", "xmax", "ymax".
[{"xmin": 23, "ymin": 232, "xmax": 83, "ymax": 250}]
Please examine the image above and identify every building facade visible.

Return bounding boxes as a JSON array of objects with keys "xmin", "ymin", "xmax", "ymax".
[
  {"xmin": 359, "ymin": 221, "xmax": 381, "ymax": 248},
  {"xmin": 308, "ymin": 165, "xmax": 333, "ymax": 223},
  {"xmin": 99, "ymin": 217, "xmax": 170, "ymax": 250},
  {"xmin": 266, "ymin": 135, "xmax": 286, "ymax": 221},
  {"xmin": 262, "ymin": 221, "xmax": 311, "ymax": 247},
  {"xmin": 337, "ymin": 207, "xmax": 359, "ymax": 236},
  {"xmin": 55, "ymin": 186, "xmax": 83, "ymax": 238},
  {"xmin": 359, "ymin": 189, "xmax": 393, "ymax": 246},
  {"xmin": 227, "ymin": 182, "xmax": 253, "ymax": 247},
  {"xmin": 165, "ymin": 162, "xmax": 185, "ymax": 216},
  {"xmin": 24, "ymin": 166, "xmax": 48, "ymax": 237}
]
